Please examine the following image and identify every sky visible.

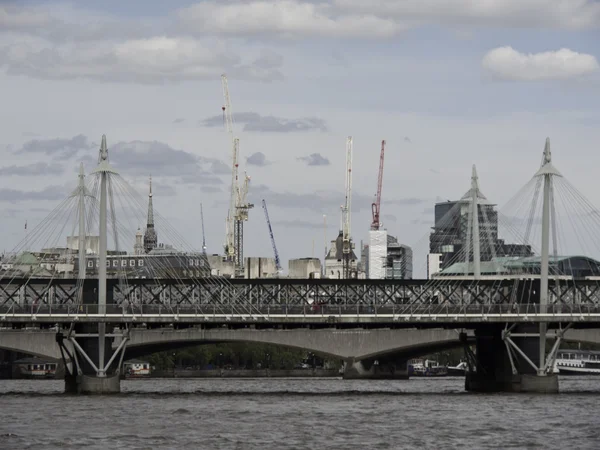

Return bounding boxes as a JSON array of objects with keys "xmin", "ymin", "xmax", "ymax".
[{"xmin": 1, "ymin": 0, "xmax": 600, "ymax": 276}]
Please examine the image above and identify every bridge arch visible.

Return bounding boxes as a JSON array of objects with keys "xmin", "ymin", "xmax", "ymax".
[{"xmin": 123, "ymin": 327, "xmax": 469, "ymax": 362}]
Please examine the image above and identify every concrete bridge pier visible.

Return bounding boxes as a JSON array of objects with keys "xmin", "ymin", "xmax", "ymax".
[
  {"xmin": 465, "ymin": 325, "xmax": 558, "ymax": 393},
  {"xmin": 342, "ymin": 357, "xmax": 409, "ymax": 380},
  {"xmin": 59, "ymin": 325, "xmax": 124, "ymax": 394}
]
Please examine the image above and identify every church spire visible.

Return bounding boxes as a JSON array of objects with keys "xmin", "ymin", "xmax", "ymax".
[
  {"xmin": 147, "ymin": 175, "xmax": 154, "ymax": 227},
  {"xmin": 143, "ymin": 175, "xmax": 158, "ymax": 253}
]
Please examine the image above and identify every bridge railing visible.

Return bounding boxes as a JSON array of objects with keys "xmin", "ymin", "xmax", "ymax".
[{"xmin": 2, "ymin": 303, "xmax": 600, "ymax": 317}]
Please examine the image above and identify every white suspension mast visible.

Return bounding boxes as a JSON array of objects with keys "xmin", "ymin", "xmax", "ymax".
[
  {"xmin": 221, "ymin": 74, "xmax": 238, "ymax": 260},
  {"xmin": 342, "ymin": 137, "xmax": 353, "ymax": 277}
]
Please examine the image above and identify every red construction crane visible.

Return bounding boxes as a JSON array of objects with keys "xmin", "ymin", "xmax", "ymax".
[{"xmin": 371, "ymin": 140, "xmax": 386, "ymax": 230}]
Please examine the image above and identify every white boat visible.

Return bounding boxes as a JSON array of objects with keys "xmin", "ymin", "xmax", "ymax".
[
  {"xmin": 447, "ymin": 361, "xmax": 468, "ymax": 376},
  {"xmin": 409, "ymin": 359, "xmax": 448, "ymax": 377},
  {"xmin": 555, "ymin": 350, "xmax": 600, "ymax": 375}
]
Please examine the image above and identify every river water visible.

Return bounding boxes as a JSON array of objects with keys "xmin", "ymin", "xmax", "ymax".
[{"xmin": 1, "ymin": 377, "xmax": 600, "ymax": 449}]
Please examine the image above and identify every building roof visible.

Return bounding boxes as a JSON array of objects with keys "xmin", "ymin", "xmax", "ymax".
[
  {"xmin": 14, "ymin": 357, "xmax": 58, "ymax": 364},
  {"xmin": 439, "ymin": 260, "xmax": 509, "ymax": 275},
  {"xmin": 14, "ymin": 252, "xmax": 39, "ymax": 265},
  {"xmin": 440, "ymin": 255, "xmax": 600, "ymax": 276}
]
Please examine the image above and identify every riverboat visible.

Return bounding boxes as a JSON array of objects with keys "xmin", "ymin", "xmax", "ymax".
[
  {"xmin": 123, "ymin": 359, "xmax": 152, "ymax": 378},
  {"xmin": 555, "ymin": 350, "xmax": 600, "ymax": 375},
  {"xmin": 13, "ymin": 358, "xmax": 57, "ymax": 379},
  {"xmin": 409, "ymin": 359, "xmax": 448, "ymax": 377}
]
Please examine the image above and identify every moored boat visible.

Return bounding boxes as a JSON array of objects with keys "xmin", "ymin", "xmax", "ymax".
[{"xmin": 555, "ymin": 350, "xmax": 600, "ymax": 375}]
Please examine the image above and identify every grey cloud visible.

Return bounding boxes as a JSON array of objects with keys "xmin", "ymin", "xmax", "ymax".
[
  {"xmin": 383, "ymin": 214, "xmax": 397, "ymax": 222},
  {"xmin": 246, "ymin": 152, "xmax": 270, "ymax": 167},
  {"xmin": 18, "ymin": 134, "xmax": 93, "ymax": 160},
  {"xmin": 3, "ymin": 207, "xmax": 51, "ymax": 218},
  {"xmin": 387, "ymin": 198, "xmax": 425, "ymax": 206},
  {"xmin": 404, "ymin": 136, "xmax": 412, "ymax": 143},
  {"xmin": 201, "ymin": 186, "xmax": 221, "ymax": 193},
  {"xmin": 148, "ymin": 181, "xmax": 177, "ymax": 197},
  {"xmin": 252, "ymin": 184, "xmax": 425, "ymax": 212},
  {"xmin": 411, "ymin": 219, "xmax": 433, "ymax": 225},
  {"xmin": 179, "ymin": 174, "xmax": 223, "ymax": 186},
  {"xmin": 200, "ymin": 112, "xmax": 327, "ymax": 133},
  {"xmin": 0, "ymin": 38, "xmax": 283, "ymax": 84},
  {"xmin": 104, "ymin": 140, "xmax": 228, "ymax": 185},
  {"xmin": 0, "ymin": 185, "xmax": 68, "ymax": 203},
  {"xmin": 422, "ymin": 207, "xmax": 434, "ymax": 215},
  {"xmin": 0, "ymin": 162, "xmax": 64, "ymax": 176},
  {"xmin": 22, "ymin": 131, "xmax": 41, "ymax": 137},
  {"xmin": 274, "ymin": 220, "xmax": 324, "ymax": 230},
  {"xmin": 297, "ymin": 153, "xmax": 330, "ymax": 166},
  {"xmin": 173, "ymin": 118, "xmax": 185, "ymax": 124}
]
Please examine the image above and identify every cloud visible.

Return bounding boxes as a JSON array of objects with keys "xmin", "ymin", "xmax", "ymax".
[
  {"xmin": 173, "ymin": 118, "xmax": 185, "ymax": 124},
  {"xmin": 482, "ymin": 47, "xmax": 600, "ymax": 81},
  {"xmin": 404, "ymin": 136, "xmax": 412, "ymax": 143},
  {"xmin": 383, "ymin": 214, "xmax": 397, "ymax": 223},
  {"xmin": 103, "ymin": 140, "xmax": 228, "ymax": 186},
  {"xmin": 200, "ymin": 112, "xmax": 327, "ymax": 133},
  {"xmin": 0, "ymin": 32, "xmax": 283, "ymax": 83},
  {"xmin": 0, "ymin": 162, "xmax": 64, "ymax": 176},
  {"xmin": 176, "ymin": 1, "xmax": 401, "ymax": 38},
  {"xmin": 274, "ymin": 220, "xmax": 324, "ymax": 229},
  {"xmin": 297, "ymin": 153, "xmax": 330, "ymax": 166},
  {"xmin": 246, "ymin": 152, "xmax": 271, "ymax": 166},
  {"xmin": 252, "ymin": 184, "xmax": 425, "ymax": 212},
  {"xmin": 201, "ymin": 186, "xmax": 221, "ymax": 193},
  {"xmin": 18, "ymin": 134, "xmax": 94, "ymax": 160},
  {"xmin": 422, "ymin": 207, "xmax": 434, "ymax": 215},
  {"xmin": 0, "ymin": 185, "xmax": 68, "ymax": 203},
  {"xmin": 411, "ymin": 218, "xmax": 433, "ymax": 225},
  {"xmin": 334, "ymin": 0, "xmax": 600, "ymax": 30}
]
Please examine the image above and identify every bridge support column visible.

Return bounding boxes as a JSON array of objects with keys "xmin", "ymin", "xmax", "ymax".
[
  {"xmin": 57, "ymin": 327, "xmax": 128, "ymax": 394},
  {"xmin": 342, "ymin": 358, "xmax": 409, "ymax": 380},
  {"xmin": 465, "ymin": 325, "xmax": 558, "ymax": 393}
]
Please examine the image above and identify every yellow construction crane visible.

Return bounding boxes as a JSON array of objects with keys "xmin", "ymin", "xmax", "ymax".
[{"xmin": 221, "ymin": 74, "xmax": 253, "ymax": 277}]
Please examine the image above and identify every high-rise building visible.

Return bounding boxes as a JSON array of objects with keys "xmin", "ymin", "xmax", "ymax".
[{"xmin": 429, "ymin": 180, "xmax": 531, "ymax": 270}]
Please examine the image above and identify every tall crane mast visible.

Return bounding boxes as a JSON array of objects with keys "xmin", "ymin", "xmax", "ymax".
[
  {"xmin": 262, "ymin": 199, "xmax": 282, "ymax": 273},
  {"xmin": 221, "ymin": 74, "xmax": 237, "ymax": 263},
  {"xmin": 341, "ymin": 136, "xmax": 354, "ymax": 278},
  {"xmin": 201, "ymin": 202, "xmax": 207, "ymax": 254},
  {"xmin": 371, "ymin": 140, "xmax": 386, "ymax": 230}
]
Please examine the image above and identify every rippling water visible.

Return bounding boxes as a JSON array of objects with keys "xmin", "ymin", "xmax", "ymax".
[{"xmin": 2, "ymin": 377, "xmax": 600, "ymax": 449}]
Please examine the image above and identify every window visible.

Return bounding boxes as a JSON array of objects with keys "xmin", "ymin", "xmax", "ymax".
[
  {"xmin": 106, "ymin": 260, "xmax": 110, "ymax": 267},
  {"xmin": 121, "ymin": 260, "xmax": 127, "ymax": 267},
  {"xmin": 87, "ymin": 261, "xmax": 93, "ymax": 268},
  {"xmin": 113, "ymin": 260, "xmax": 118, "ymax": 267},
  {"xmin": 130, "ymin": 260, "xmax": 135, "ymax": 267},
  {"xmin": 138, "ymin": 259, "xmax": 144, "ymax": 267},
  {"xmin": 189, "ymin": 259, "xmax": 194, "ymax": 267}
]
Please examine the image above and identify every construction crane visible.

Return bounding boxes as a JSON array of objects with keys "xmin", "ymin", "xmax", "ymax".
[
  {"xmin": 234, "ymin": 171, "xmax": 254, "ymax": 277},
  {"xmin": 221, "ymin": 74, "xmax": 237, "ymax": 263},
  {"xmin": 221, "ymin": 74, "xmax": 253, "ymax": 277},
  {"xmin": 262, "ymin": 199, "xmax": 282, "ymax": 273},
  {"xmin": 200, "ymin": 203, "xmax": 207, "ymax": 254},
  {"xmin": 371, "ymin": 140, "xmax": 386, "ymax": 230},
  {"xmin": 341, "ymin": 136, "xmax": 354, "ymax": 278}
]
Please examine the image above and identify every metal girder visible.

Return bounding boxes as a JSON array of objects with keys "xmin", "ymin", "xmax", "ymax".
[{"xmin": 4, "ymin": 277, "xmax": 600, "ymax": 308}]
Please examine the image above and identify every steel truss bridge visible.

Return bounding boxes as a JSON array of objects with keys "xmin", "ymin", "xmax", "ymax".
[{"xmin": 2, "ymin": 278, "xmax": 600, "ymax": 325}]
